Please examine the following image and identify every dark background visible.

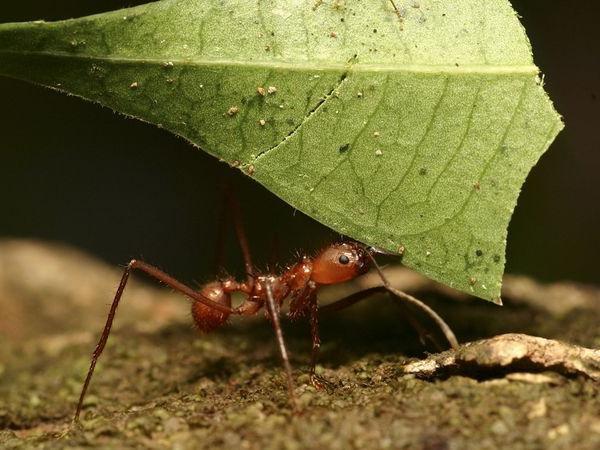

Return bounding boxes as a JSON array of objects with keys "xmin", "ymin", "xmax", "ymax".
[{"xmin": 0, "ymin": 1, "xmax": 598, "ymax": 287}]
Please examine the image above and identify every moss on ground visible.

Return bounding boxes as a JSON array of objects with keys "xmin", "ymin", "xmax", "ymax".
[{"xmin": 0, "ymin": 241, "xmax": 599, "ymax": 449}]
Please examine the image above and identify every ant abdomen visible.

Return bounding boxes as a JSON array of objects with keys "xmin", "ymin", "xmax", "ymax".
[{"xmin": 191, "ymin": 281, "xmax": 232, "ymax": 333}]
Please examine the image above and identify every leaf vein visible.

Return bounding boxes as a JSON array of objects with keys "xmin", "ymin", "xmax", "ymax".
[
  {"xmin": 425, "ymin": 82, "xmax": 483, "ymax": 202},
  {"xmin": 375, "ymin": 76, "xmax": 450, "ymax": 226},
  {"xmin": 0, "ymin": 50, "xmax": 539, "ymax": 75},
  {"xmin": 399, "ymin": 80, "xmax": 529, "ymax": 239}
]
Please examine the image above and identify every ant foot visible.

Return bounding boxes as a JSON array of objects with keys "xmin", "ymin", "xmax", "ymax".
[{"xmin": 309, "ymin": 373, "xmax": 335, "ymax": 392}]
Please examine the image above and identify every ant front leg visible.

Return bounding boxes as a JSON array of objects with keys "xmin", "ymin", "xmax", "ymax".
[
  {"xmin": 320, "ymin": 284, "xmax": 458, "ymax": 352},
  {"xmin": 74, "ymin": 259, "xmax": 235, "ymax": 422},
  {"xmin": 264, "ymin": 279, "xmax": 299, "ymax": 413},
  {"xmin": 307, "ymin": 291, "xmax": 335, "ymax": 392},
  {"xmin": 288, "ymin": 284, "xmax": 331, "ymax": 390},
  {"xmin": 366, "ymin": 256, "xmax": 459, "ymax": 350}
]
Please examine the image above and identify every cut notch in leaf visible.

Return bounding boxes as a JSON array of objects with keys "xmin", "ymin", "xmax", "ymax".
[{"xmin": 0, "ymin": 0, "xmax": 563, "ymax": 301}]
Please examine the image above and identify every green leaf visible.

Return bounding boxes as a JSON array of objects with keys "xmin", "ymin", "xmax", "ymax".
[{"xmin": 0, "ymin": 0, "xmax": 562, "ymax": 301}]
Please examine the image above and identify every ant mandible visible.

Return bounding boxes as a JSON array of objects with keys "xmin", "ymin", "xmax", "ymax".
[{"xmin": 74, "ymin": 187, "xmax": 458, "ymax": 421}]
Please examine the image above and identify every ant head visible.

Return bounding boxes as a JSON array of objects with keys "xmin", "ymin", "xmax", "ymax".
[{"xmin": 311, "ymin": 241, "xmax": 372, "ymax": 285}]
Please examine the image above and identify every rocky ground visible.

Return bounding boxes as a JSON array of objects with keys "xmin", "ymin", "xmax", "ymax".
[{"xmin": 0, "ymin": 239, "xmax": 598, "ymax": 449}]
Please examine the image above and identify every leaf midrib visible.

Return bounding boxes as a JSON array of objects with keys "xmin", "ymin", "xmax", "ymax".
[{"xmin": 0, "ymin": 50, "xmax": 539, "ymax": 75}]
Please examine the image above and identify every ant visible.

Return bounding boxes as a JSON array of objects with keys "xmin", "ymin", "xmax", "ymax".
[{"xmin": 74, "ymin": 187, "xmax": 458, "ymax": 421}]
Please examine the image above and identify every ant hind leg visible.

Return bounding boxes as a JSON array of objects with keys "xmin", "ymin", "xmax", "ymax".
[{"xmin": 74, "ymin": 259, "xmax": 235, "ymax": 422}]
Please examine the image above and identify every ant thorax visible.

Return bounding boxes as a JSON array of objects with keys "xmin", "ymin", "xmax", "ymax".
[
  {"xmin": 251, "ymin": 274, "xmax": 293, "ymax": 304},
  {"xmin": 246, "ymin": 259, "xmax": 314, "ymax": 309}
]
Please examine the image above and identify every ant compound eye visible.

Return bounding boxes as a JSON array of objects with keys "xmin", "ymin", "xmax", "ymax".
[{"xmin": 338, "ymin": 254, "xmax": 350, "ymax": 265}]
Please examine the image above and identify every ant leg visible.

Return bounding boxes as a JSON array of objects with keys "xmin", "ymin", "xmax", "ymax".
[
  {"xmin": 307, "ymin": 292, "xmax": 335, "ymax": 391},
  {"xmin": 212, "ymin": 178, "xmax": 254, "ymax": 287},
  {"xmin": 308, "ymin": 293, "xmax": 320, "ymax": 378},
  {"xmin": 264, "ymin": 279, "xmax": 299, "ymax": 413},
  {"xmin": 322, "ymin": 287, "xmax": 444, "ymax": 351},
  {"xmin": 386, "ymin": 288, "xmax": 448, "ymax": 352},
  {"xmin": 320, "ymin": 286, "xmax": 456, "ymax": 351},
  {"xmin": 224, "ymin": 185, "xmax": 255, "ymax": 289},
  {"xmin": 319, "ymin": 287, "xmax": 387, "ymax": 313},
  {"xmin": 213, "ymin": 178, "xmax": 230, "ymax": 272},
  {"xmin": 365, "ymin": 255, "xmax": 459, "ymax": 350},
  {"xmin": 74, "ymin": 259, "xmax": 235, "ymax": 422}
]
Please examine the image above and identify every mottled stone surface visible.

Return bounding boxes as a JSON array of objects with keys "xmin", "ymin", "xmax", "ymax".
[{"xmin": 0, "ymin": 240, "xmax": 598, "ymax": 449}]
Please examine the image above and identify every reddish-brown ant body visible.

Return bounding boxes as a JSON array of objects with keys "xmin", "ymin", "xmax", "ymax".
[
  {"xmin": 191, "ymin": 240, "xmax": 370, "ymax": 333},
  {"xmin": 74, "ymin": 190, "xmax": 458, "ymax": 421}
]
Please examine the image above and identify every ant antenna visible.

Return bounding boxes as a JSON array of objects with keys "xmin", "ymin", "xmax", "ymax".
[{"xmin": 365, "ymin": 250, "xmax": 459, "ymax": 350}]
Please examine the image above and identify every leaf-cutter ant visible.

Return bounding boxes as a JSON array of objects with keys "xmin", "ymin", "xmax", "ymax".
[{"xmin": 74, "ymin": 187, "xmax": 458, "ymax": 421}]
